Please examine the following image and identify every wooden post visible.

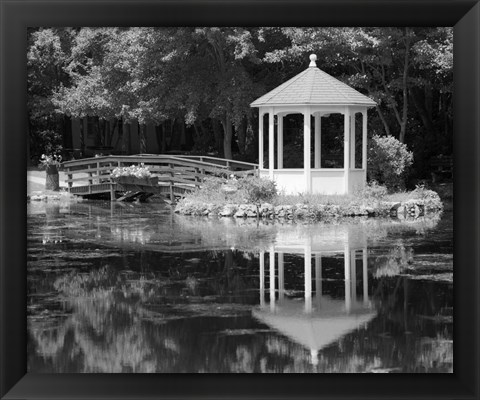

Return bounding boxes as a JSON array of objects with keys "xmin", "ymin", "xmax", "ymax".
[
  {"xmin": 350, "ymin": 113, "xmax": 356, "ymax": 169},
  {"xmin": 67, "ymin": 168, "xmax": 73, "ymax": 191},
  {"xmin": 169, "ymin": 163, "xmax": 174, "ymax": 203},
  {"xmin": 88, "ymin": 164, "xmax": 93, "ymax": 194},
  {"xmin": 110, "ymin": 183, "xmax": 115, "ymax": 201}
]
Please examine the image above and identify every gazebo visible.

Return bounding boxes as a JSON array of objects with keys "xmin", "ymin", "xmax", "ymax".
[
  {"xmin": 250, "ymin": 54, "xmax": 377, "ymax": 195},
  {"xmin": 253, "ymin": 223, "xmax": 376, "ymax": 366}
]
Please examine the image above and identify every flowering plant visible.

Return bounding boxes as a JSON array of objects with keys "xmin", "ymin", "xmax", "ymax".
[
  {"xmin": 111, "ymin": 163, "xmax": 152, "ymax": 179},
  {"xmin": 39, "ymin": 154, "xmax": 62, "ymax": 169}
]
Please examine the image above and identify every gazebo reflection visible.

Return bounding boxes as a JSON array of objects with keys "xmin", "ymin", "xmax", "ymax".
[{"xmin": 253, "ymin": 224, "xmax": 376, "ymax": 365}]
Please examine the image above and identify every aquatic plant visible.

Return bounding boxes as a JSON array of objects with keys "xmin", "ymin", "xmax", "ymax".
[{"xmin": 110, "ymin": 163, "xmax": 152, "ymax": 179}]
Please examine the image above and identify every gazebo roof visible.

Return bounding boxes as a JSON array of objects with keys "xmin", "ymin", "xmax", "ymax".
[
  {"xmin": 253, "ymin": 297, "xmax": 376, "ymax": 352},
  {"xmin": 251, "ymin": 55, "xmax": 376, "ymax": 108}
]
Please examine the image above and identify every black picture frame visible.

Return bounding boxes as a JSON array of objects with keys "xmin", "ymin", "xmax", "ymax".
[{"xmin": 1, "ymin": 0, "xmax": 479, "ymax": 399}]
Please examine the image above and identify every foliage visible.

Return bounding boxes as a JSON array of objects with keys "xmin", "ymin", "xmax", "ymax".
[
  {"xmin": 38, "ymin": 153, "xmax": 63, "ymax": 169},
  {"xmin": 28, "ymin": 27, "xmax": 453, "ymax": 178},
  {"xmin": 110, "ymin": 163, "xmax": 152, "ymax": 178},
  {"xmin": 356, "ymin": 181, "xmax": 388, "ymax": 201},
  {"xmin": 368, "ymin": 135, "xmax": 413, "ymax": 190},
  {"xmin": 410, "ymin": 183, "xmax": 443, "ymax": 211},
  {"xmin": 30, "ymin": 129, "xmax": 63, "ymax": 165},
  {"xmin": 236, "ymin": 176, "xmax": 277, "ymax": 204}
]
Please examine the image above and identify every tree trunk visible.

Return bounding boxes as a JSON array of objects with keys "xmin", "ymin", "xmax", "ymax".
[
  {"xmin": 139, "ymin": 123, "xmax": 147, "ymax": 153},
  {"xmin": 161, "ymin": 122, "xmax": 166, "ymax": 152},
  {"xmin": 375, "ymin": 106, "xmax": 391, "ymax": 136},
  {"xmin": 399, "ymin": 29, "xmax": 411, "ymax": 143},
  {"xmin": 237, "ymin": 117, "xmax": 247, "ymax": 155},
  {"xmin": 80, "ymin": 117, "xmax": 85, "ymax": 156},
  {"xmin": 212, "ymin": 118, "xmax": 223, "ymax": 156},
  {"xmin": 221, "ymin": 115, "xmax": 233, "ymax": 160},
  {"xmin": 116, "ymin": 118, "xmax": 124, "ymax": 153},
  {"xmin": 410, "ymin": 88, "xmax": 434, "ymax": 135},
  {"xmin": 125, "ymin": 123, "xmax": 132, "ymax": 154},
  {"xmin": 169, "ymin": 119, "xmax": 182, "ymax": 151},
  {"xmin": 45, "ymin": 164, "xmax": 59, "ymax": 191},
  {"xmin": 155, "ymin": 124, "xmax": 162, "ymax": 153}
]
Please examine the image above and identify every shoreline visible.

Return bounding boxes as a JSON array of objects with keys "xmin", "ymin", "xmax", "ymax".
[{"xmin": 174, "ymin": 198, "xmax": 443, "ymax": 221}]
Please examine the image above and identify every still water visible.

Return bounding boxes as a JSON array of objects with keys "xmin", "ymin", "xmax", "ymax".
[{"xmin": 27, "ymin": 201, "xmax": 453, "ymax": 373}]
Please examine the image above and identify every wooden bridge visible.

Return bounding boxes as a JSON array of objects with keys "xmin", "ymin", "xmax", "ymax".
[{"xmin": 62, "ymin": 154, "xmax": 259, "ymax": 202}]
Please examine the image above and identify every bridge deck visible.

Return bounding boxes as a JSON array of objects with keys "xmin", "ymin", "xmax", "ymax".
[{"xmin": 62, "ymin": 154, "xmax": 258, "ymax": 202}]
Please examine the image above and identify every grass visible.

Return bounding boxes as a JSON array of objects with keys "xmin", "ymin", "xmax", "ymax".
[{"xmin": 176, "ymin": 176, "xmax": 444, "ymax": 219}]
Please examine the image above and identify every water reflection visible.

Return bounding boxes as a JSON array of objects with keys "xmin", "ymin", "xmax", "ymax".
[
  {"xmin": 27, "ymin": 202, "xmax": 452, "ymax": 373},
  {"xmin": 255, "ymin": 244, "xmax": 375, "ymax": 366}
]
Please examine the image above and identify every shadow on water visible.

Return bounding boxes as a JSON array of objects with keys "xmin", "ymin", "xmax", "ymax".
[{"xmin": 27, "ymin": 201, "xmax": 453, "ymax": 373}]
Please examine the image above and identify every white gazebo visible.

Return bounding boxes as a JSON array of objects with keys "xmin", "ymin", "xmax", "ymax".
[
  {"xmin": 250, "ymin": 54, "xmax": 377, "ymax": 195},
  {"xmin": 253, "ymin": 223, "xmax": 376, "ymax": 366}
]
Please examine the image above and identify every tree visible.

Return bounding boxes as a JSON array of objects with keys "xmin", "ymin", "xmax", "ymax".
[{"xmin": 27, "ymin": 28, "xmax": 73, "ymax": 163}]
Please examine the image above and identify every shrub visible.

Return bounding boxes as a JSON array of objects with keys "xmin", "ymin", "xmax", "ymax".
[
  {"xmin": 236, "ymin": 176, "xmax": 277, "ymax": 204},
  {"xmin": 410, "ymin": 183, "xmax": 443, "ymax": 211},
  {"xmin": 368, "ymin": 135, "xmax": 413, "ymax": 191},
  {"xmin": 356, "ymin": 180, "xmax": 388, "ymax": 201}
]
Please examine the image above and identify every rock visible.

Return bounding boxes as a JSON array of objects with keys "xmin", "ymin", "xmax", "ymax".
[
  {"xmin": 219, "ymin": 205, "xmax": 237, "ymax": 217},
  {"xmin": 234, "ymin": 210, "xmax": 246, "ymax": 218},
  {"xmin": 364, "ymin": 206, "xmax": 375, "ymax": 216},
  {"xmin": 387, "ymin": 202, "xmax": 402, "ymax": 216}
]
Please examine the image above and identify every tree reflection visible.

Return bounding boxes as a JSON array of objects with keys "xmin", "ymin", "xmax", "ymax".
[{"xmin": 27, "ymin": 203, "xmax": 452, "ymax": 373}]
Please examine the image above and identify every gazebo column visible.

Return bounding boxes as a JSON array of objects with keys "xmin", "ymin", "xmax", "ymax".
[
  {"xmin": 344, "ymin": 109, "xmax": 351, "ymax": 194},
  {"xmin": 304, "ymin": 107, "xmax": 312, "ymax": 193},
  {"xmin": 362, "ymin": 111, "xmax": 368, "ymax": 181},
  {"xmin": 351, "ymin": 250, "xmax": 357, "ymax": 304},
  {"xmin": 314, "ymin": 113, "xmax": 321, "ymax": 169},
  {"xmin": 363, "ymin": 248, "xmax": 369, "ymax": 305},
  {"xmin": 350, "ymin": 113, "xmax": 356, "ymax": 169},
  {"xmin": 269, "ymin": 108, "xmax": 275, "ymax": 178},
  {"xmin": 344, "ymin": 245, "xmax": 351, "ymax": 313},
  {"xmin": 278, "ymin": 252, "xmax": 285, "ymax": 300},
  {"xmin": 304, "ymin": 244, "xmax": 312, "ymax": 313},
  {"xmin": 258, "ymin": 111, "xmax": 264, "ymax": 170},
  {"xmin": 277, "ymin": 114, "xmax": 283, "ymax": 169},
  {"xmin": 315, "ymin": 254, "xmax": 322, "ymax": 306},
  {"xmin": 269, "ymin": 248, "xmax": 276, "ymax": 312},
  {"xmin": 259, "ymin": 251, "xmax": 265, "ymax": 308}
]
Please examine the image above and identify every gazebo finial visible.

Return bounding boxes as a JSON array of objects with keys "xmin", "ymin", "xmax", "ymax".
[{"xmin": 309, "ymin": 54, "xmax": 317, "ymax": 67}]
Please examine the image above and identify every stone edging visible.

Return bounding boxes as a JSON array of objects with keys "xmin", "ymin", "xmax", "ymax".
[{"xmin": 175, "ymin": 198, "xmax": 442, "ymax": 220}]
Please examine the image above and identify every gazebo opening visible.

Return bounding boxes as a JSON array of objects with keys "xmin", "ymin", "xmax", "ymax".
[{"xmin": 251, "ymin": 54, "xmax": 376, "ymax": 195}]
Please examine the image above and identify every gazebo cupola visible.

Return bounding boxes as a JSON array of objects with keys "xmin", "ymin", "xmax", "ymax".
[{"xmin": 250, "ymin": 54, "xmax": 377, "ymax": 195}]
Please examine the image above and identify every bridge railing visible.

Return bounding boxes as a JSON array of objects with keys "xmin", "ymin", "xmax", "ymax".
[{"xmin": 61, "ymin": 154, "xmax": 259, "ymax": 193}]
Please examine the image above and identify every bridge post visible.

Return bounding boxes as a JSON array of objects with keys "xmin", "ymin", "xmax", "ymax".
[
  {"xmin": 110, "ymin": 183, "xmax": 115, "ymax": 201},
  {"xmin": 169, "ymin": 163, "xmax": 174, "ymax": 203}
]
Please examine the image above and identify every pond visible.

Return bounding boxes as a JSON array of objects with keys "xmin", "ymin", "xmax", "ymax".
[{"xmin": 27, "ymin": 201, "xmax": 453, "ymax": 373}]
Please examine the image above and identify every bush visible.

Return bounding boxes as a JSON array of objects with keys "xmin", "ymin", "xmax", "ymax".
[
  {"xmin": 236, "ymin": 176, "xmax": 277, "ymax": 204},
  {"xmin": 410, "ymin": 184, "xmax": 443, "ymax": 211},
  {"xmin": 357, "ymin": 180, "xmax": 388, "ymax": 201},
  {"xmin": 368, "ymin": 135, "xmax": 413, "ymax": 191}
]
